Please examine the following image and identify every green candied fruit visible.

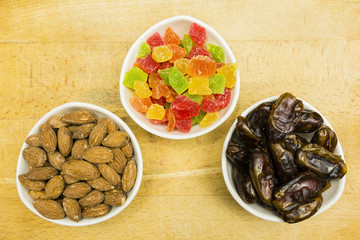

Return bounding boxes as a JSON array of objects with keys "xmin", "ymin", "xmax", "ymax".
[
  {"xmin": 183, "ymin": 91, "xmax": 203, "ymax": 105},
  {"xmin": 182, "ymin": 34, "xmax": 194, "ymax": 56},
  {"xmin": 137, "ymin": 42, "xmax": 151, "ymax": 58},
  {"xmin": 169, "ymin": 68, "xmax": 189, "ymax": 95},
  {"xmin": 158, "ymin": 67, "xmax": 174, "ymax": 86},
  {"xmin": 192, "ymin": 110, "xmax": 206, "ymax": 125},
  {"xmin": 123, "ymin": 67, "xmax": 148, "ymax": 89},
  {"xmin": 207, "ymin": 44, "xmax": 225, "ymax": 63},
  {"xmin": 164, "ymin": 102, "xmax": 171, "ymax": 110},
  {"xmin": 209, "ymin": 74, "xmax": 226, "ymax": 94}
]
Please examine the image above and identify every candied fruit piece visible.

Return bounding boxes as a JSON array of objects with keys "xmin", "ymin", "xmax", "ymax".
[
  {"xmin": 207, "ymin": 44, "xmax": 225, "ymax": 63},
  {"xmin": 192, "ymin": 110, "xmax": 206, "ymax": 125},
  {"xmin": 136, "ymin": 54, "xmax": 160, "ymax": 74},
  {"xmin": 209, "ymin": 74, "xmax": 226, "ymax": 94},
  {"xmin": 134, "ymin": 81, "xmax": 152, "ymax": 98},
  {"xmin": 152, "ymin": 45, "xmax": 173, "ymax": 63},
  {"xmin": 129, "ymin": 97, "xmax": 152, "ymax": 113},
  {"xmin": 187, "ymin": 55, "xmax": 217, "ymax": 78},
  {"xmin": 158, "ymin": 67, "xmax": 173, "ymax": 86},
  {"xmin": 167, "ymin": 44, "xmax": 186, "ymax": 63},
  {"xmin": 146, "ymin": 32, "xmax": 165, "ymax": 50},
  {"xmin": 189, "ymin": 77, "xmax": 212, "ymax": 95},
  {"xmin": 182, "ymin": 34, "xmax": 194, "ymax": 56},
  {"xmin": 182, "ymin": 91, "xmax": 203, "ymax": 105},
  {"xmin": 217, "ymin": 63, "xmax": 238, "ymax": 88},
  {"xmin": 137, "ymin": 42, "xmax": 151, "ymax": 58},
  {"xmin": 216, "ymin": 62, "xmax": 225, "ymax": 69},
  {"xmin": 188, "ymin": 46, "xmax": 212, "ymax": 59},
  {"xmin": 123, "ymin": 67, "xmax": 148, "ymax": 89},
  {"xmin": 169, "ymin": 68, "xmax": 190, "ymax": 95},
  {"xmin": 159, "ymin": 62, "xmax": 173, "ymax": 70},
  {"xmin": 167, "ymin": 109, "xmax": 176, "ymax": 132},
  {"xmin": 164, "ymin": 27, "xmax": 180, "ymax": 45},
  {"xmin": 175, "ymin": 118, "xmax": 192, "ymax": 133},
  {"xmin": 189, "ymin": 23, "xmax": 207, "ymax": 47},
  {"xmin": 215, "ymin": 88, "xmax": 231, "ymax": 109},
  {"xmin": 146, "ymin": 104, "xmax": 166, "ymax": 120},
  {"xmin": 170, "ymin": 95, "xmax": 200, "ymax": 119},
  {"xmin": 174, "ymin": 58, "xmax": 189, "ymax": 75},
  {"xmin": 199, "ymin": 112, "xmax": 220, "ymax": 127},
  {"xmin": 152, "ymin": 79, "xmax": 171, "ymax": 99},
  {"xmin": 151, "ymin": 110, "xmax": 168, "ymax": 125},
  {"xmin": 151, "ymin": 96, "xmax": 166, "ymax": 106},
  {"xmin": 201, "ymin": 96, "xmax": 220, "ymax": 113},
  {"xmin": 148, "ymin": 73, "xmax": 157, "ymax": 88}
]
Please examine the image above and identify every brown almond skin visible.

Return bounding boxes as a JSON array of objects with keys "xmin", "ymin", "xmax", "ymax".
[
  {"xmin": 121, "ymin": 142, "xmax": 133, "ymax": 158},
  {"xmin": 72, "ymin": 123, "xmax": 96, "ymax": 139},
  {"xmin": 89, "ymin": 123, "xmax": 107, "ymax": 146},
  {"xmin": 47, "ymin": 114, "xmax": 69, "ymax": 128},
  {"xmin": 78, "ymin": 190, "xmax": 104, "ymax": 207},
  {"xmin": 108, "ymin": 148, "xmax": 128, "ymax": 174},
  {"xmin": 18, "ymin": 174, "xmax": 45, "ymax": 191},
  {"xmin": 63, "ymin": 174, "xmax": 79, "ymax": 184},
  {"xmin": 40, "ymin": 123, "xmax": 57, "ymax": 154},
  {"xmin": 71, "ymin": 139, "xmax": 89, "ymax": 159},
  {"xmin": 63, "ymin": 198, "xmax": 81, "ymax": 222},
  {"xmin": 45, "ymin": 175, "xmax": 65, "ymax": 199},
  {"xmin": 82, "ymin": 204, "xmax": 110, "ymax": 218},
  {"xmin": 22, "ymin": 147, "xmax": 47, "ymax": 167},
  {"xmin": 25, "ymin": 134, "xmax": 42, "ymax": 147},
  {"xmin": 25, "ymin": 166, "xmax": 58, "ymax": 181},
  {"xmin": 97, "ymin": 118, "xmax": 118, "ymax": 133},
  {"xmin": 82, "ymin": 146, "xmax": 113, "ymax": 164},
  {"xmin": 87, "ymin": 177, "xmax": 115, "ymax": 191},
  {"xmin": 28, "ymin": 190, "xmax": 49, "ymax": 200},
  {"xmin": 104, "ymin": 189, "xmax": 126, "ymax": 206},
  {"xmin": 122, "ymin": 159, "xmax": 137, "ymax": 193},
  {"xmin": 67, "ymin": 125, "xmax": 78, "ymax": 134},
  {"xmin": 48, "ymin": 151, "xmax": 66, "ymax": 170},
  {"xmin": 61, "ymin": 110, "xmax": 96, "ymax": 124},
  {"xmin": 102, "ymin": 131, "xmax": 130, "ymax": 148},
  {"xmin": 98, "ymin": 164, "xmax": 121, "ymax": 187},
  {"xmin": 58, "ymin": 127, "xmax": 73, "ymax": 157},
  {"xmin": 62, "ymin": 160, "xmax": 100, "ymax": 180},
  {"xmin": 63, "ymin": 182, "xmax": 92, "ymax": 199},
  {"xmin": 33, "ymin": 199, "xmax": 65, "ymax": 219}
]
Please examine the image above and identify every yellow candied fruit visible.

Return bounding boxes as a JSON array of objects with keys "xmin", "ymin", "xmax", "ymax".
[
  {"xmin": 146, "ymin": 104, "xmax": 166, "ymax": 120},
  {"xmin": 200, "ymin": 112, "xmax": 220, "ymax": 127},
  {"xmin": 189, "ymin": 77, "xmax": 212, "ymax": 95},
  {"xmin": 152, "ymin": 46, "xmax": 173, "ymax": 63},
  {"xmin": 217, "ymin": 63, "xmax": 238, "ymax": 88},
  {"xmin": 174, "ymin": 58, "xmax": 190, "ymax": 75},
  {"xmin": 134, "ymin": 81, "xmax": 152, "ymax": 98}
]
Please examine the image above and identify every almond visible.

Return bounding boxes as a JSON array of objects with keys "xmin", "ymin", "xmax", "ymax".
[
  {"xmin": 121, "ymin": 142, "xmax": 133, "ymax": 158},
  {"xmin": 33, "ymin": 199, "xmax": 65, "ymax": 219},
  {"xmin": 67, "ymin": 125, "xmax": 78, "ymax": 134},
  {"xmin": 62, "ymin": 160, "xmax": 100, "ymax": 180},
  {"xmin": 89, "ymin": 123, "xmax": 107, "ymax": 146},
  {"xmin": 45, "ymin": 175, "xmax": 65, "ymax": 199},
  {"xmin": 40, "ymin": 123, "xmax": 57, "ymax": 154},
  {"xmin": 102, "ymin": 131, "xmax": 129, "ymax": 148},
  {"xmin": 98, "ymin": 164, "xmax": 121, "ymax": 187},
  {"xmin": 63, "ymin": 174, "xmax": 79, "ymax": 184},
  {"xmin": 78, "ymin": 190, "xmax": 104, "ymax": 207},
  {"xmin": 28, "ymin": 190, "xmax": 49, "ymax": 200},
  {"xmin": 22, "ymin": 147, "xmax": 47, "ymax": 167},
  {"xmin": 47, "ymin": 113, "xmax": 69, "ymax": 128},
  {"xmin": 104, "ymin": 189, "xmax": 126, "ymax": 206},
  {"xmin": 82, "ymin": 204, "xmax": 110, "ymax": 218},
  {"xmin": 25, "ymin": 166, "xmax": 58, "ymax": 181},
  {"xmin": 72, "ymin": 123, "xmax": 96, "ymax": 139},
  {"xmin": 63, "ymin": 182, "xmax": 92, "ymax": 199},
  {"xmin": 71, "ymin": 139, "xmax": 89, "ymax": 159},
  {"xmin": 97, "ymin": 118, "xmax": 118, "ymax": 133},
  {"xmin": 25, "ymin": 134, "xmax": 42, "ymax": 147},
  {"xmin": 18, "ymin": 174, "xmax": 45, "ymax": 191},
  {"xmin": 48, "ymin": 151, "xmax": 66, "ymax": 170},
  {"xmin": 108, "ymin": 148, "xmax": 127, "ymax": 174},
  {"xmin": 82, "ymin": 146, "xmax": 113, "ymax": 164},
  {"xmin": 58, "ymin": 127, "xmax": 73, "ymax": 157},
  {"xmin": 63, "ymin": 198, "xmax": 82, "ymax": 222},
  {"xmin": 122, "ymin": 159, "xmax": 137, "ymax": 193},
  {"xmin": 61, "ymin": 110, "xmax": 96, "ymax": 124},
  {"xmin": 87, "ymin": 177, "xmax": 114, "ymax": 191}
]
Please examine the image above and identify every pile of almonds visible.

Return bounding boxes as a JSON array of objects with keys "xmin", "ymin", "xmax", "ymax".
[{"xmin": 19, "ymin": 110, "xmax": 137, "ymax": 222}]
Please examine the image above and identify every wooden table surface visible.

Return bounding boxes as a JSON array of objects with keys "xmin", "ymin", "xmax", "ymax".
[{"xmin": 1, "ymin": 0, "xmax": 360, "ymax": 239}]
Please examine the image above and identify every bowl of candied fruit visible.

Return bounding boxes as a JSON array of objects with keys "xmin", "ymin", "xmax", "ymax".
[
  {"xmin": 119, "ymin": 15, "xmax": 240, "ymax": 139},
  {"xmin": 222, "ymin": 93, "xmax": 347, "ymax": 223}
]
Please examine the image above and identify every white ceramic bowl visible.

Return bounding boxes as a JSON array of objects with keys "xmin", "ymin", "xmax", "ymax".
[
  {"xmin": 222, "ymin": 96, "xmax": 346, "ymax": 222},
  {"xmin": 16, "ymin": 102, "xmax": 143, "ymax": 226},
  {"xmin": 119, "ymin": 15, "xmax": 240, "ymax": 139}
]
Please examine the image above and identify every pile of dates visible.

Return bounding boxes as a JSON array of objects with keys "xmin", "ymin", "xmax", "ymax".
[{"xmin": 226, "ymin": 92, "xmax": 347, "ymax": 223}]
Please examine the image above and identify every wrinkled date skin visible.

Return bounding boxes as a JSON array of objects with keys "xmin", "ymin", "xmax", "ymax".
[
  {"xmin": 247, "ymin": 101, "xmax": 274, "ymax": 132},
  {"xmin": 311, "ymin": 126, "xmax": 338, "ymax": 152},
  {"xmin": 267, "ymin": 92, "xmax": 304, "ymax": 141},
  {"xmin": 284, "ymin": 133, "xmax": 308, "ymax": 152},
  {"xmin": 294, "ymin": 110, "xmax": 323, "ymax": 133},
  {"xmin": 281, "ymin": 194, "xmax": 323, "ymax": 223},
  {"xmin": 272, "ymin": 171, "xmax": 323, "ymax": 212},
  {"xmin": 297, "ymin": 144, "xmax": 347, "ymax": 179},
  {"xmin": 236, "ymin": 116, "xmax": 265, "ymax": 149},
  {"xmin": 249, "ymin": 148, "xmax": 276, "ymax": 206},
  {"xmin": 226, "ymin": 142, "xmax": 249, "ymax": 167},
  {"xmin": 233, "ymin": 166, "xmax": 258, "ymax": 204}
]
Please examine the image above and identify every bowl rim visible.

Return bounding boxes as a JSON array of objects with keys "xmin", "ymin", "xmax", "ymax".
[
  {"xmin": 221, "ymin": 95, "xmax": 346, "ymax": 222},
  {"xmin": 16, "ymin": 102, "xmax": 143, "ymax": 226},
  {"xmin": 119, "ymin": 15, "xmax": 240, "ymax": 140}
]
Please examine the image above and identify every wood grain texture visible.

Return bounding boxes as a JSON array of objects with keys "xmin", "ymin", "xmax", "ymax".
[{"xmin": 1, "ymin": 0, "xmax": 360, "ymax": 239}]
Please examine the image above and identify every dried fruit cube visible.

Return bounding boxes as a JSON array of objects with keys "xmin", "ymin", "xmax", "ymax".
[
  {"xmin": 188, "ymin": 46, "xmax": 212, "ymax": 59},
  {"xmin": 189, "ymin": 23, "xmax": 207, "ymax": 46},
  {"xmin": 164, "ymin": 27, "xmax": 180, "ymax": 45},
  {"xmin": 207, "ymin": 44, "xmax": 225, "ymax": 62},
  {"xmin": 134, "ymin": 81, "xmax": 152, "ymax": 98},
  {"xmin": 200, "ymin": 112, "xmax": 220, "ymax": 127},
  {"xmin": 215, "ymin": 88, "xmax": 231, "ymax": 108},
  {"xmin": 182, "ymin": 34, "xmax": 194, "ymax": 56},
  {"xmin": 217, "ymin": 63, "xmax": 238, "ymax": 88},
  {"xmin": 123, "ymin": 67, "xmax": 148, "ymax": 89},
  {"xmin": 182, "ymin": 91, "xmax": 203, "ymax": 105},
  {"xmin": 146, "ymin": 104, "xmax": 166, "ymax": 120},
  {"xmin": 209, "ymin": 74, "xmax": 226, "ymax": 94},
  {"xmin": 187, "ymin": 55, "xmax": 216, "ymax": 78},
  {"xmin": 148, "ymin": 73, "xmax": 157, "ymax": 88},
  {"xmin": 170, "ymin": 95, "xmax": 200, "ymax": 119},
  {"xmin": 146, "ymin": 32, "xmax": 165, "ymax": 49},
  {"xmin": 130, "ymin": 97, "xmax": 152, "ymax": 113},
  {"xmin": 152, "ymin": 45, "xmax": 173, "ymax": 63},
  {"xmin": 151, "ymin": 96, "xmax": 166, "ymax": 106},
  {"xmin": 158, "ymin": 67, "xmax": 174, "ymax": 86},
  {"xmin": 201, "ymin": 96, "xmax": 220, "ymax": 113},
  {"xmin": 169, "ymin": 67, "xmax": 189, "ymax": 94},
  {"xmin": 167, "ymin": 109, "xmax": 176, "ymax": 132},
  {"xmin": 192, "ymin": 110, "xmax": 206, "ymax": 125},
  {"xmin": 175, "ymin": 118, "xmax": 192, "ymax": 133},
  {"xmin": 151, "ymin": 110, "xmax": 168, "ymax": 125},
  {"xmin": 159, "ymin": 62, "xmax": 173, "ymax": 70},
  {"xmin": 168, "ymin": 44, "xmax": 186, "ymax": 63},
  {"xmin": 174, "ymin": 58, "xmax": 189, "ymax": 75},
  {"xmin": 189, "ymin": 77, "xmax": 212, "ymax": 95},
  {"xmin": 136, "ymin": 54, "xmax": 160, "ymax": 74},
  {"xmin": 152, "ymin": 79, "xmax": 171, "ymax": 99},
  {"xmin": 137, "ymin": 42, "xmax": 151, "ymax": 58}
]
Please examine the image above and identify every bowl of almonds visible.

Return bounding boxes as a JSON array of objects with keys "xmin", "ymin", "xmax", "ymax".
[{"xmin": 16, "ymin": 102, "xmax": 143, "ymax": 226}]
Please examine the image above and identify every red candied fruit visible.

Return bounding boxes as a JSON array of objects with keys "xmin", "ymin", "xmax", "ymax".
[
  {"xmin": 188, "ymin": 46, "xmax": 212, "ymax": 59},
  {"xmin": 136, "ymin": 54, "xmax": 160, "ymax": 74},
  {"xmin": 159, "ymin": 62, "xmax": 173, "ymax": 70},
  {"xmin": 215, "ymin": 88, "xmax": 231, "ymax": 109},
  {"xmin": 170, "ymin": 95, "xmax": 200, "ymax": 119},
  {"xmin": 146, "ymin": 32, "xmax": 165, "ymax": 50},
  {"xmin": 167, "ymin": 109, "xmax": 176, "ymax": 132},
  {"xmin": 189, "ymin": 23, "xmax": 207, "ymax": 47},
  {"xmin": 201, "ymin": 97, "xmax": 220, "ymax": 113},
  {"xmin": 175, "ymin": 118, "xmax": 193, "ymax": 133},
  {"xmin": 151, "ymin": 96, "xmax": 166, "ymax": 106},
  {"xmin": 164, "ymin": 27, "xmax": 181, "ymax": 45}
]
